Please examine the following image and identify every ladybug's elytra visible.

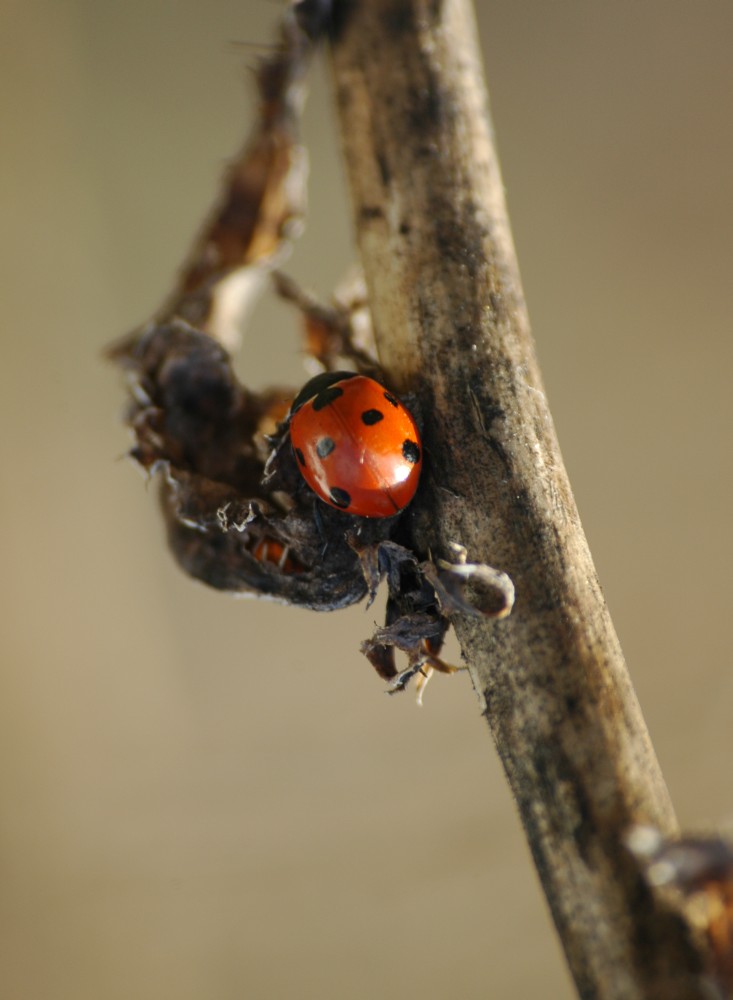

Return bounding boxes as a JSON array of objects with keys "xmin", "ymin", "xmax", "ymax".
[{"xmin": 289, "ymin": 371, "xmax": 422, "ymax": 518}]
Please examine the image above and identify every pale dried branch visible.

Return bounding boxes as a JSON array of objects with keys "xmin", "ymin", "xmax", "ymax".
[{"xmin": 329, "ymin": 1, "xmax": 713, "ymax": 996}]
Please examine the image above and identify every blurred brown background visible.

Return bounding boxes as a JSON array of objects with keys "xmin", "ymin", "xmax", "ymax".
[{"xmin": 2, "ymin": 2, "xmax": 732, "ymax": 998}]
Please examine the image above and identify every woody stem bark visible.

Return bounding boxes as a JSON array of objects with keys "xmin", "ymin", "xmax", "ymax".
[{"xmin": 329, "ymin": 1, "xmax": 707, "ymax": 997}]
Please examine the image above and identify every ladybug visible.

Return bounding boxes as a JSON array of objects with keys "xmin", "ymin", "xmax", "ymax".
[
  {"xmin": 288, "ymin": 371, "xmax": 422, "ymax": 518},
  {"xmin": 251, "ymin": 536, "xmax": 303, "ymax": 574}
]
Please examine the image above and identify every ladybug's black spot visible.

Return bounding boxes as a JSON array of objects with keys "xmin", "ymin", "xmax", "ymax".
[
  {"xmin": 290, "ymin": 370, "xmax": 356, "ymax": 413},
  {"xmin": 383, "ymin": 391, "xmax": 399, "ymax": 408},
  {"xmin": 316, "ymin": 436, "xmax": 335, "ymax": 458},
  {"xmin": 402, "ymin": 440, "xmax": 420, "ymax": 463},
  {"xmin": 361, "ymin": 408, "xmax": 384, "ymax": 426},
  {"xmin": 294, "ymin": 447, "xmax": 306, "ymax": 467},
  {"xmin": 329, "ymin": 486, "xmax": 352, "ymax": 509},
  {"xmin": 313, "ymin": 386, "xmax": 344, "ymax": 411}
]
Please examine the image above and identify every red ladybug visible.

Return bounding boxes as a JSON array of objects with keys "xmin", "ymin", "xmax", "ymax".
[
  {"xmin": 251, "ymin": 537, "xmax": 304, "ymax": 574},
  {"xmin": 289, "ymin": 371, "xmax": 422, "ymax": 518}
]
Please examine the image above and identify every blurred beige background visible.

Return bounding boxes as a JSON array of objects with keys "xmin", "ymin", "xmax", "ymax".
[{"xmin": 2, "ymin": 2, "xmax": 732, "ymax": 998}]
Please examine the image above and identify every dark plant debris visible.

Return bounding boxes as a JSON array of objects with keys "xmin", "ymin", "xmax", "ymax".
[
  {"xmin": 108, "ymin": 0, "xmax": 513, "ymax": 697},
  {"xmin": 628, "ymin": 826, "xmax": 733, "ymax": 995}
]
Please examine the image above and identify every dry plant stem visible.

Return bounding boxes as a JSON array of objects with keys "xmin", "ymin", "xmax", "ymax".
[{"xmin": 330, "ymin": 1, "xmax": 708, "ymax": 997}]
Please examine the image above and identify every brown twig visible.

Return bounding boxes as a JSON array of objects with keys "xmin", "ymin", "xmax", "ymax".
[{"xmin": 329, "ymin": 1, "xmax": 711, "ymax": 996}]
